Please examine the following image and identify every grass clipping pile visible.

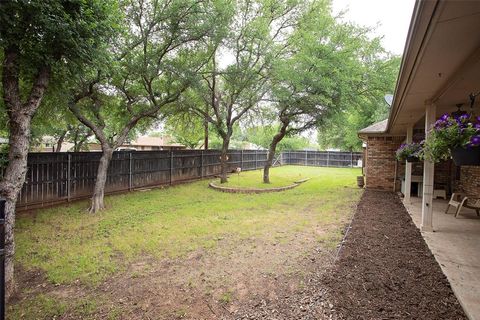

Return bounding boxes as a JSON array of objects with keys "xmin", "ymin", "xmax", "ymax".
[{"xmin": 322, "ymin": 190, "xmax": 466, "ymax": 319}]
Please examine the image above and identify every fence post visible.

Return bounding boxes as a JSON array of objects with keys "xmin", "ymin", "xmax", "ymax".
[
  {"xmin": 305, "ymin": 150, "xmax": 307, "ymax": 166},
  {"xmin": 350, "ymin": 151, "xmax": 353, "ymax": 168},
  {"xmin": 200, "ymin": 150, "xmax": 204, "ymax": 178},
  {"xmin": 170, "ymin": 150, "xmax": 174, "ymax": 185},
  {"xmin": 128, "ymin": 152, "xmax": 133, "ymax": 191},
  {"xmin": 240, "ymin": 150, "xmax": 244, "ymax": 170},
  {"xmin": 255, "ymin": 150, "xmax": 258, "ymax": 169},
  {"xmin": 67, "ymin": 153, "xmax": 71, "ymax": 202},
  {"xmin": 327, "ymin": 151, "xmax": 330, "ymax": 167},
  {"xmin": 0, "ymin": 198, "xmax": 5, "ymax": 320}
]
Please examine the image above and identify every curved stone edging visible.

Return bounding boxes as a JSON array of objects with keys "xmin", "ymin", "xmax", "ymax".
[
  {"xmin": 208, "ymin": 181, "xmax": 302, "ymax": 194},
  {"xmin": 294, "ymin": 178, "xmax": 311, "ymax": 184}
]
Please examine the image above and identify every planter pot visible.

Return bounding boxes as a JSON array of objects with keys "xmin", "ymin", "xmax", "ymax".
[
  {"xmin": 451, "ymin": 146, "xmax": 480, "ymax": 166},
  {"xmin": 357, "ymin": 176, "xmax": 364, "ymax": 188},
  {"xmin": 406, "ymin": 156, "xmax": 420, "ymax": 163}
]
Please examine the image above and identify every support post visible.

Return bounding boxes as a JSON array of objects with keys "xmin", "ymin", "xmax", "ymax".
[
  {"xmin": 404, "ymin": 126, "xmax": 413, "ymax": 204},
  {"xmin": 327, "ymin": 151, "xmax": 330, "ymax": 167},
  {"xmin": 350, "ymin": 151, "xmax": 353, "ymax": 167},
  {"xmin": 170, "ymin": 150, "xmax": 174, "ymax": 185},
  {"xmin": 0, "ymin": 198, "xmax": 5, "ymax": 320},
  {"xmin": 128, "ymin": 152, "xmax": 133, "ymax": 191},
  {"xmin": 305, "ymin": 150, "xmax": 308, "ymax": 166},
  {"xmin": 67, "ymin": 153, "xmax": 71, "ymax": 202},
  {"xmin": 422, "ymin": 103, "xmax": 436, "ymax": 232}
]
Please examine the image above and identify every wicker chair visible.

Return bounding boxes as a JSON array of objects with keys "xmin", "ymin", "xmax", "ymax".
[{"xmin": 445, "ymin": 193, "xmax": 480, "ymax": 218}]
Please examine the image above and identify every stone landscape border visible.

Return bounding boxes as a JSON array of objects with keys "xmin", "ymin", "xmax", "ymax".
[{"xmin": 209, "ymin": 178, "xmax": 310, "ymax": 194}]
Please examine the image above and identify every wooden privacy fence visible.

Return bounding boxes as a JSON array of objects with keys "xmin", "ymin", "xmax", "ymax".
[
  {"xmin": 281, "ymin": 150, "xmax": 362, "ymax": 168},
  {"xmin": 14, "ymin": 150, "xmax": 269, "ymax": 210},
  {"xmin": 9, "ymin": 149, "xmax": 361, "ymax": 210}
]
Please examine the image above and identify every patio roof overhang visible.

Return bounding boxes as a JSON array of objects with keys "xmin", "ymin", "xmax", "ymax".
[{"xmin": 383, "ymin": 0, "xmax": 480, "ymax": 135}]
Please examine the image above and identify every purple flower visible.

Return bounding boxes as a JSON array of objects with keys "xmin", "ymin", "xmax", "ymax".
[
  {"xmin": 440, "ymin": 113, "xmax": 449, "ymax": 121},
  {"xmin": 475, "ymin": 123, "xmax": 480, "ymax": 130},
  {"xmin": 470, "ymin": 135, "xmax": 480, "ymax": 146}
]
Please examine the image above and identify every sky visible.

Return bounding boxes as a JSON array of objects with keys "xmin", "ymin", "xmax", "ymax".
[{"xmin": 332, "ymin": 0, "xmax": 416, "ymax": 55}]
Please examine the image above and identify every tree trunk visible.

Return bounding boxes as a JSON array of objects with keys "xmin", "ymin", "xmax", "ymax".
[
  {"xmin": 55, "ymin": 130, "xmax": 67, "ymax": 152},
  {"xmin": 0, "ymin": 111, "xmax": 32, "ymax": 298},
  {"xmin": 220, "ymin": 135, "xmax": 230, "ymax": 183},
  {"xmin": 90, "ymin": 147, "xmax": 113, "ymax": 213},
  {"xmin": 204, "ymin": 105, "xmax": 209, "ymax": 150},
  {"xmin": 0, "ymin": 49, "xmax": 50, "ymax": 299},
  {"xmin": 263, "ymin": 121, "xmax": 289, "ymax": 184}
]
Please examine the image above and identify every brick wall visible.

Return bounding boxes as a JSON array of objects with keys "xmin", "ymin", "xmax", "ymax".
[
  {"xmin": 364, "ymin": 136, "xmax": 404, "ymax": 190},
  {"xmin": 459, "ymin": 166, "xmax": 480, "ymax": 196},
  {"xmin": 364, "ymin": 135, "xmax": 457, "ymax": 193}
]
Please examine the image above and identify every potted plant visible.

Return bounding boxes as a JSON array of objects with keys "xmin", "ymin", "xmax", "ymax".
[
  {"xmin": 423, "ymin": 113, "xmax": 480, "ymax": 165},
  {"xmin": 395, "ymin": 142, "xmax": 423, "ymax": 162}
]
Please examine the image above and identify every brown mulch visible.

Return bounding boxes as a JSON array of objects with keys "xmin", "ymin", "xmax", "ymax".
[
  {"xmin": 233, "ymin": 190, "xmax": 467, "ymax": 319},
  {"xmin": 322, "ymin": 190, "xmax": 467, "ymax": 320}
]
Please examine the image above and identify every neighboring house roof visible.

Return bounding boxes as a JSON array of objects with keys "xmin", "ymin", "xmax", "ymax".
[
  {"xmin": 358, "ymin": 119, "xmax": 388, "ymax": 135},
  {"xmin": 125, "ymin": 136, "xmax": 185, "ymax": 148}
]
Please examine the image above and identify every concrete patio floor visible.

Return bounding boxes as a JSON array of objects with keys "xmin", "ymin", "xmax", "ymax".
[{"xmin": 404, "ymin": 197, "xmax": 480, "ymax": 320}]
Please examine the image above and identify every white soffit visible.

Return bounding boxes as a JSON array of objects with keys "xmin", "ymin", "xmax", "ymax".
[{"xmin": 389, "ymin": 0, "xmax": 480, "ymax": 135}]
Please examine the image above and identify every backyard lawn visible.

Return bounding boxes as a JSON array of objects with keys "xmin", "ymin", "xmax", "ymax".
[{"xmin": 11, "ymin": 166, "xmax": 361, "ymax": 319}]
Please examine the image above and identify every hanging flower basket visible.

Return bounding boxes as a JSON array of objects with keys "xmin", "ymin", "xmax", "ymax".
[
  {"xmin": 423, "ymin": 113, "xmax": 480, "ymax": 165},
  {"xmin": 451, "ymin": 146, "xmax": 480, "ymax": 166},
  {"xmin": 395, "ymin": 142, "xmax": 423, "ymax": 162}
]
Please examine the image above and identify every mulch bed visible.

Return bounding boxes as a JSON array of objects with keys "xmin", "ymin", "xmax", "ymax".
[
  {"xmin": 322, "ymin": 190, "xmax": 467, "ymax": 320},
  {"xmin": 233, "ymin": 190, "xmax": 467, "ymax": 320}
]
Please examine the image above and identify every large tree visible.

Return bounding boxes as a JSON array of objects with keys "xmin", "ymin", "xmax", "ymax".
[
  {"xmin": 262, "ymin": 1, "xmax": 365, "ymax": 183},
  {"xmin": 188, "ymin": 0, "xmax": 304, "ymax": 183},
  {"xmin": 0, "ymin": 0, "xmax": 118, "ymax": 297},
  {"xmin": 68, "ymin": 0, "xmax": 224, "ymax": 213},
  {"xmin": 316, "ymin": 34, "xmax": 401, "ymax": 150}
]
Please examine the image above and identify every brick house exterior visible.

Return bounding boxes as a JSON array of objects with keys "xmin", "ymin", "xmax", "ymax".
[
  {"xmin": 363, "ymin": 136, "xmax": 404, "ymax": 190},
  {"xmin": 359, "ymin": 118, "xmax": 477, "ymax": 197}
]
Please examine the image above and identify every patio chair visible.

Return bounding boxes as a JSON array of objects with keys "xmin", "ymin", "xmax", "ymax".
[{"xmin": 445, "ymin": 193, "xmax": 480, "ymax": 218}]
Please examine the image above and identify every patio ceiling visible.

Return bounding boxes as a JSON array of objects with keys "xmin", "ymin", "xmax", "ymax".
[{"xmin": 388, "ymin": 0, "xmax": 480, "ymax": 135}]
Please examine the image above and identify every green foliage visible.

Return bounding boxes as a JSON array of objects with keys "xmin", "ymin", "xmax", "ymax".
[
  {"xmin": 0, "ymin": 0, "xmax": 119, "ymax": 79},
  {"xmin": 164, "ymin": 114, "xmax": 205, "ymax": 149},
  {"xmin": 243, "ymin": 126, "xmax": 312, "ymax": 150},
  {"xmin": 0, "ymin": 143, "xmax": 8, "ymax": 170},
  {"xmin": 316, "ymin": 44, "xmax": 401, "ymax": 151},
  {"xmin": 395, "ymin": 142, "xmax": 423, "ymax": 161}
]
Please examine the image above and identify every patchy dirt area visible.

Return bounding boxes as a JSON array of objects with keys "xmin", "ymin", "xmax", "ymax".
[
  {"xmin": 12, "ymin": 219, "xmax": 345, "ymax": 319},
  {"xmin": 11, "ymin": 188, "xmax": 466, "ymax": 319}
]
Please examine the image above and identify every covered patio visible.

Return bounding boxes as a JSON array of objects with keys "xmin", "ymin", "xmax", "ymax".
[
  {"xmin": 405, "ymin": 198, "xmax": 480, "ymax": 319},
  {"xmin": 359, "ymin": 0, "xmax": 480, "ymax": 318}
]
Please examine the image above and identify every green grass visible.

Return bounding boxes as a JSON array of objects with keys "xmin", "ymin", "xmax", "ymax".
[
  {"xmin": 16, "ymin": 166, "xmax": 360, "ymax": 285},
  {"xmin": 13, "ymin": 166, "xmax": 361, "ymax": 318},
  {"xmin": 221, "ymin": 168, "xmax": 306, "ymax": 188}
]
